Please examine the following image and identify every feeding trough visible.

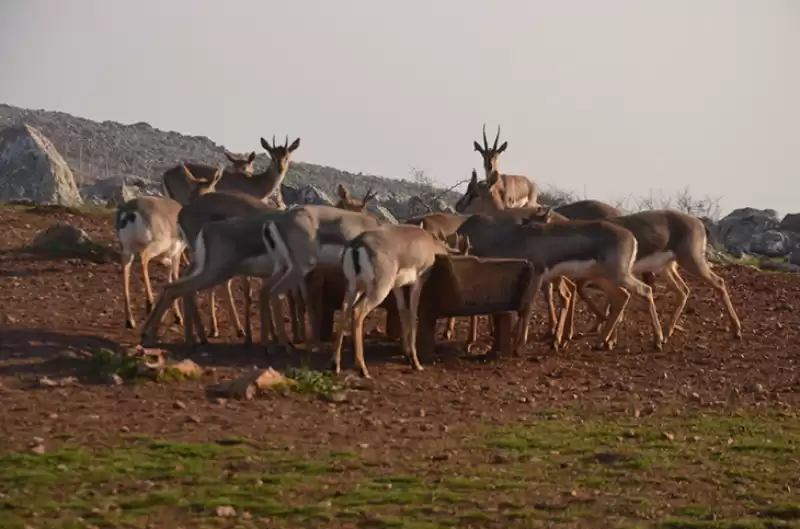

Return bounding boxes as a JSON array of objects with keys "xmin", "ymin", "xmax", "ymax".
[{"xmin": 304, "ymin": 255, "xmax": 535, "ymax": 356}]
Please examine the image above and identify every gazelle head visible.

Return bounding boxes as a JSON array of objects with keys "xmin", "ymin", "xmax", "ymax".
[
  {"xmin": 183, "ymin": 164, "xmax": 225, "ymax": 201},
  {"xmin": 443, "ymin": 232, "xmax": 472, "ymax": 256},
  {"xmin": 334, "ymin": 184, "xmax": 378, "ymax": 212},
  {"xmin": 454, "ymin": 169, "xmax": 506, "ymax": 214},
  {"xmin": 223, "ymin": 151, "xmax": 257, "ymax": 176},
  {"xmin": 260, "ymin": 135, "xmax": 301, "ymax": 175},
  {"xmin": 473, "ymin": 123, "xmax": 508, "ymax": 179}
]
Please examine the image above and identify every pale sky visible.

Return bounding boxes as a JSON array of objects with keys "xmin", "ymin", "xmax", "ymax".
[{"xmin": 2, "ymin": 0, "xmax": 799, "ymax": 216}]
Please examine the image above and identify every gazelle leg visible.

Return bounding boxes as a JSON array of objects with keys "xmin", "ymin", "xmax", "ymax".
[
  {"xmin": 208, "ymin": 287, "xmax": 220, "ymax": 338},
  {"xmin": 121, "ymin": 252, "xmax": 136, "ymax": 329},
  {"xmin": 352, "ymin": 283, "xmax": 394, "ymax": 379},
  {"xmin": 169, "ymin": 255, "xmax": 184, "ymax": 326},
  {"xmin": 680, "ymin": 255, "xmax": 741, "ymax": 339},
  {"xmin": 140, "ymin": 250, "xmax": 155, "ymax": 315},
  {"xmin": 224, "ymin": 277, "xmax": 246, "ymax": 338},
  {"xmin": 332, "ymin": 286, "xmax": 359, "ymax": 373},
  {"xmin": 406, "ymin": 280, "xmax": 426, "ymax": 371}
]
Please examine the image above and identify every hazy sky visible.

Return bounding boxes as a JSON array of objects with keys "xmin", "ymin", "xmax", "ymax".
[{"xmin": 2, "ymin": 0, "xmax": 799, "ymax": 216}]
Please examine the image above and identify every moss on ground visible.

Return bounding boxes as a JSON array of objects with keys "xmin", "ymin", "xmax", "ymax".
[{"xmin": 1, "ymin": 408, "xmax": 798, "ymax": 528}]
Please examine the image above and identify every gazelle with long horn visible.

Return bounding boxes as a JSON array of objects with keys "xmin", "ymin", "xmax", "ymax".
[{"xmin": 457, "ymin": 124, "xmax": 539, "ymax": 213}]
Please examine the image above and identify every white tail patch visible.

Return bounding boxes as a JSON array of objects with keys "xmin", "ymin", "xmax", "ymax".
[
  {"xmin": 263, "ymin": 222, "xmax": 294, "ymax": 275},
  {"xmin": 343, "ymin": 246, "xmax": 375, "ymax": 284},
  {"xmin": 633, "ymin": 251, "xmax": 676, "ymax": 275},
  {"xmin": 117, "ymin": 212, "xmax": 152, "ymax": 254},
  {"xmin": 542, "ymin": 260, "xmax": 598, "ymax": 282}
]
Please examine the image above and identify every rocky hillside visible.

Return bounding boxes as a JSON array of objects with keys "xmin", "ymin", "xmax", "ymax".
[{"xmin": 0, "ymin": 103, "xmax": 462, "ymax": 207}]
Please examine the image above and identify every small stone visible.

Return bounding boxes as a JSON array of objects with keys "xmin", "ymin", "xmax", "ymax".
[
  {"xmin": 240, "ymin": 511, "xmax": 252, "ymax": 520},
  {"xmin": 690, "ymin": 392, "xmax": 702, "ymax": 402},
  {"xmin": 186, "ymin": 415, "xmax": 202, "ymax": 424},
  {"xmin": 323, "ymin": 391, "xmax": 348, "ymax": 403},
  {"xmin": 48, "ymin": 413, "xmax": 58, "ymax": 419},
  {"xmin": 173, "ymin": 400, "xmax": 187, "ymax": 410},
  {"xmin": 215, "ymin": 506, "xmax": 236, "ymax": 518},
  {"xmin": 38, "ymin": 377, "xmax": 57, "ymax": 388},
  {"xmin": 56, "ymin": 350, "xmax": 80, "ymax": 360},
  {"xmin": 29, "ymin": 444, "xmax": 45, "ymax": 455},
  {"xmin": 417, "ymin": 408, "xmax": 426, "ymax": 417},
  {"xmin": 106, "ymin": 374, "xmax": 123, "ymax": 386},
  {"xmin": 492, "ymin": 453, "xmax": 512, "ymax": 464},
  {"xmin": 663, "ymin": 432, "xmax": 675, "ymax": 441},
  {"xmin": 358, "ymin": 443, "xmax": 369, "ymax": 449},
  {"xmin": 419, "ymin": 423, "xmax": 433, "ymax": 432}
]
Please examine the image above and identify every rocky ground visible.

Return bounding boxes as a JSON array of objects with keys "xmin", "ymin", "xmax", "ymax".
[{"xmin": 1, "ymin": 204, "xmax": 799, "ymax": 529}]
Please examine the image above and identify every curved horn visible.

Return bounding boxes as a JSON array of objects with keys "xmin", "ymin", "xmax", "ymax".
[
  {"xmin": 363, "ymin": 187, "xmax": 376, "ymax": 203},
  {"xmin": 272, "ymin": 134, "xmax": 276, "ymax": 149},
  {"xmin": 482, "ymin": 123, "xmax": 488, "ymax": 150},
  {"xmin": 284, "ymin": 134, "xmax": 289, "ymax": 149},
  {"xmin": 493, "ymin": 125, "xmax": 500, "ymax": 151}
]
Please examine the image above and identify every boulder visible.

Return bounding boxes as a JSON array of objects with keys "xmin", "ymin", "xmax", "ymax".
[
  {"xmin": 715, "ymin": 207, "xmax": 780, "ymax": 254},
  {"xmin": 779, "ymin": 213, "xmax": 800, "ymax": 234},
  {"xmin": 0, "ymin": 124, "xmax": 83, "ymax": 206},
  {"xmin": 749, "ymin": 230, "xmax": 792, "ymax": 257},
  {"xmin": 32, "ymin": 222, "xmax": 92, "ymax": 249}
]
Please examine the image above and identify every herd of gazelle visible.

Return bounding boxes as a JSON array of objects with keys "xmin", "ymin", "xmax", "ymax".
[{"xmin": 115, "ymin": 124, "xmax": 741, "ymax": 378}]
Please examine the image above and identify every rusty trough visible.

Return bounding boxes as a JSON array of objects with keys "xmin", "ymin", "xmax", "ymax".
[{"xmin": 304, "ymin": 255, "xmax": 535, "ymax": 356}]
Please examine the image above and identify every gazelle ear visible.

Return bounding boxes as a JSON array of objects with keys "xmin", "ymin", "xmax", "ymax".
[
  {"xmin": 247, "ymin": 151, "xmax": 256, "ymax": 163},
  {"xmin": 470, "ymin": 169, "xmax": 478, "ymax": 185},
  {"xmin": 473, "ymin": 141, "xmax": 483, "ymax": 153},
  {"xmin": 288, "ymin": 137, "xmax": 301, "ymax": 152},
  {"xmin": 496, "ymin": 141, "xmax": 508, "ymax": 154},
  {"xmin": 260, "ymin": 137, "xmax": 273, "ymax": 151}
]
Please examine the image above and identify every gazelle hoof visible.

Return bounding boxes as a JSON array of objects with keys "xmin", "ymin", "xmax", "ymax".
[
  {"xmin": 145, "ymin": 301, "xmax": 154, "ymax": 314},
  {"xmin": 209, "ymin": 330, "xmax": 220, "ymax": 338},
  {"xmin": 126, "ymin": 319, "xmax": 136, "ymax": 330},
  {"xmin": 236, "ymin": 329, "xmax": 246, "ymax": 338}
]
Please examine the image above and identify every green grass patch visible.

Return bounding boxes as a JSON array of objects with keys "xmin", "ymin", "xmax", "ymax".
[
  {"xmin": 0, "ymin": 408, "xmax": 798, "ymax": 528},
  {"xmin": 284, "ymin": 365, "xmax": 342, "ymax": 396},
  {"xmin": 86, "ymin": 348, "xmax": 201, "ymax": 384}
]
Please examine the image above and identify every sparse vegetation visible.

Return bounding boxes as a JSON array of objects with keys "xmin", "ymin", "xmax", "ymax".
[{"xmin": 0, "ymin": 408, "xmax": 797, "ymax": 528}]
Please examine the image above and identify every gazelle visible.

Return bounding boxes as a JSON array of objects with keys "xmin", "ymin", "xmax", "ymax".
[
  {"xmin": 140, "ymin": 210, "xmax": 291, "ymax": 348},
  {"xmin": 162, "ymin": 135, "xmax": 300, "ymax": 207},
  {"xmin": 456, "ymin": 212, "xmax": 665, "ymax": 352},
  {"xmin": 459, "ymin": 124, "xmax": 538, "ymax": 212},
  {"xmin": 175, "ymin": 184, "xmax": 287, "ymax": 345},
  {"xmin": 332, "ymin": 224, "xmax": 465, "ymax": 378},
  {"xmin": 258, "ymin": 205, "xmax": 387, "ymax": 349},
  {"xmin": 542, "ymin": 209, "xmax": 741, "ymax": 347},
  {"xmin": 116, "ymin": 195, "xmax": 186, "ymax": 330},
  {"xmin": 334, "ymin": 184, "xmax": 378, "ymax": 212}
]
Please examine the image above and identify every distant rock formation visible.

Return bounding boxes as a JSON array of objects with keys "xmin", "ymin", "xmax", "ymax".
[{"xmin": 0, "ymin": 124, "xmax": 83, "ymax": 206}]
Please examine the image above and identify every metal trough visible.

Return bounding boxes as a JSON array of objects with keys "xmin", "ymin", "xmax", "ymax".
[{"xmin": 305, "ymin": 255, "xmax": 535, "ymax": 356}]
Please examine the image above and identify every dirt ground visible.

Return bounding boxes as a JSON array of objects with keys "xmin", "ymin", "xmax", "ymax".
[{"xmin": 1, "ymin": 204, "xmax": 799, "ymax": 529}]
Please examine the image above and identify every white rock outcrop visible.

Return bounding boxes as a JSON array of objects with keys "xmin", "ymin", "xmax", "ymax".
[{"xmin": 0, "ymin": 124, "xmax": 83, "ymax": 206}]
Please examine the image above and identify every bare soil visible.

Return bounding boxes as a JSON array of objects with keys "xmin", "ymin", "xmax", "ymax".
[{"xmin": 1, "ymin": 204, "xmax": 799, "ymax": 529}]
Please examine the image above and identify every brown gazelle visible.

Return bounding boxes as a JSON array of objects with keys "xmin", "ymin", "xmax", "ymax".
[
  {"xmin": 334, "ymin": 184, "xmax": 378, "ymax": 212},
  {"xmin": 456, "ymin": 125, "xmax": 538, "ymax": 213},
  {"xmin": 116, "ymin": 196, "xmax": 186, "ymax": 329},
  {"xmin": 332, "ymin": 224, "xmax": 464, "ymax": 378},
  {"xmin": 162, "ymin": 135, "xmax": 300, "ymax": 207},
  {"xmin": 115, "ymin": 164, "xmax": 225, "ymax": 329},
  {"xmin": 547, "ymin": 209, "xmax": 742, "ymax": 348},
  {"xmin": 455, "ymin": 210, "xmax": 666, "ymax": 353}
]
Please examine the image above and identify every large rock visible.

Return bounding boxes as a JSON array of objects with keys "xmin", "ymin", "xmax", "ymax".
[
  {"xmin": 749, "ymin": 230, "xmax": 792, "ymax": 257},
  {"xmin": 715, "ymin": 207, "xmax": 780, "ymax": 255},
  {"xmin": 0, "ymin": 124, "xmax": 83, "ymax": 206},
  {"xmin": 779, "ymin": 213, "xmax": 800, "ymax": 234}
]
